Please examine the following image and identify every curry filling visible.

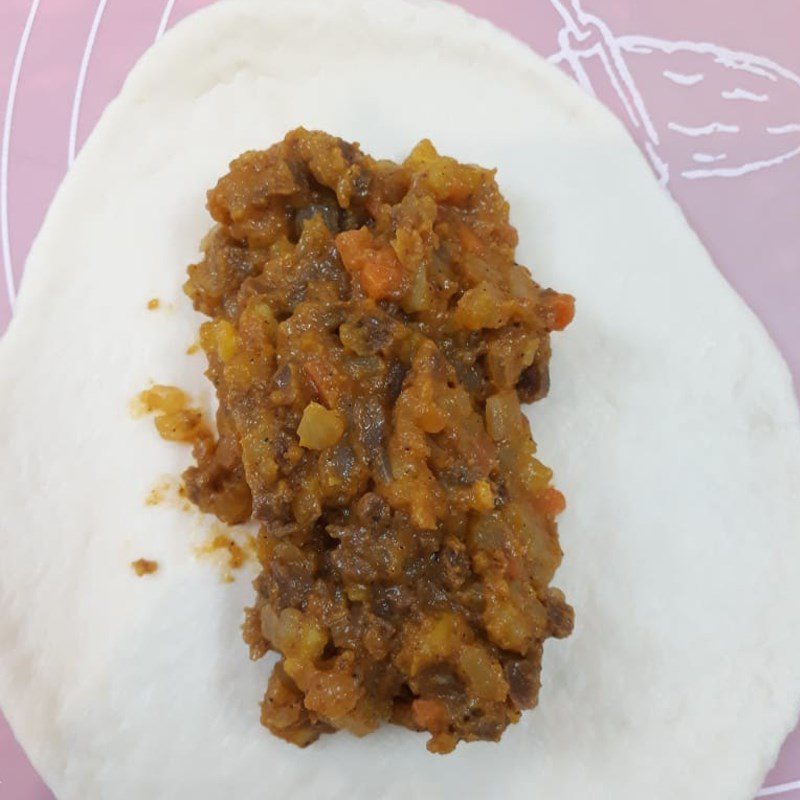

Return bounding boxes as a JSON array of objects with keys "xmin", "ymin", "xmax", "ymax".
[{"xmin": 182, "ymin": 129, "xmax": 574, "ymax": 753}]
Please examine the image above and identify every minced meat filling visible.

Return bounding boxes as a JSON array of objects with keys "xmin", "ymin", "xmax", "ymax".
[{"xmin": 182, "ymin": 128, "xmax": 574, "ymax": 753}]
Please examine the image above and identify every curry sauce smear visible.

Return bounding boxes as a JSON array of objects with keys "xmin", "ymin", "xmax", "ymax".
[{"xmin": 183, "ymin": 129, "xmax": 574, "ymax": 753}]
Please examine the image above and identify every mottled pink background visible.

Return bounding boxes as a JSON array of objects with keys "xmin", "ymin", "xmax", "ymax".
[{"xmin": 0, "ymin": 1, "xmax": 798, "ymax": 798}]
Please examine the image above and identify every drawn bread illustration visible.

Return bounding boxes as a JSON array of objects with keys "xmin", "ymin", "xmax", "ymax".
[{"xmin": 550, "ymin": 0, "xmax": 800, "ymax": 183}]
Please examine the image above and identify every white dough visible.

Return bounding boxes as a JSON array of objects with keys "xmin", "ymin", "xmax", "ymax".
[{"xmin": 0, "ymin": 1, "xmax": 798, "ymax": 798}]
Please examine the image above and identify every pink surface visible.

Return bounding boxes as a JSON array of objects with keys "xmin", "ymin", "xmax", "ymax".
[{"xmin": 0, "ymin": 1, "xmax": 798, "ymax": 798}]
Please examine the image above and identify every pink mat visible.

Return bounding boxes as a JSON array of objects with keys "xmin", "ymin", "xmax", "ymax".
[{"xmin": 1, "ymin": 1, "xmax": 798, "ymax": 797}]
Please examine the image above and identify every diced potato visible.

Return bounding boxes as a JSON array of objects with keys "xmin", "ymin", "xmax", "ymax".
[
  {"xmin": 457, "ymin": 223, "xmax": 485, "ymax": 255},
  {"xmin": 200, "ymin": 318, "xmax": 239, "ymax": 362},
  {"xmin": 154, "ymin": 409, "xmax": 205, "ymax": 443},
  {"xmin": 297, "ymin": 402, "xmax": 345, "ymax": 450},
  {"xmin": 457, "ymin": 645, "xmax": 508, "ymax": 701},
  {"xmin": 516, "ymin": 450, "xmax": 554, "ymax": 495},
  {"xmin": 239, "ymin": 299, "xmax": 279, "ymax": 351},
  {"xmin": 240, "ymin": 431, "xmax": 279, "ymax": 487},
  {"xmin": 471, "ymin": 480, "xmax": 495, "ymax": 512},
  {"xmin": 291, "ymin": 480, "xmax": 322, "ymax": 527},
  {"xmin": 402, "ymin": 262, "xmax": 431, "ymax": 313},
  {"xmin": 261, "ymin": 665, "xmax": 307, "ymax": 734},
  {"xmin": 404, "ymin": 139, "xmax": 485, "ymax": 204},
  {"xmin": 398, "ymin": 613, "xmax": 465, "ymax": 676},
  {"xmin": 345, "ymin": 584, "xmax": 370, "ymax": 603},
  {"xmin": 138, "ymin": 385, "xmax": 188, "ymax": 415},
  {"xmin": 468, "ymin": 513, "xmax": 510, "ymax": 552},
  {"xmin": 485, "ymin": 390, "xmax": 523, "ymax": 442},
  {"xmin": 302, "ymin": 654, "xmax": 364, "ymax": 722},
  {"xmin": 253, "ymin": 302, "xmax": 276, "ymax": 324},
  {"xmin": 484, "ymin": 596, "xmax": 534, "ymax": 654},
  {"xmin": 273, "ymin": 608, "xmax": 328, "ymax": 661},
  {"xmin": 454, "ymin": 282, "xmax": 510, "ymax": 330},
  {"xmin": 483, "ymin": 582, "xmax": 548, "ymax": 654},
  {"xmin": 486, "ymin": 330, "xmax": 539, "ymax": 388}
]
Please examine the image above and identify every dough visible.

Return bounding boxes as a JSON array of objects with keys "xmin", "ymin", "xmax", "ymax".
[{"xmin": 0, "ymin": 1, "xmax": 798, "ymax": 797}]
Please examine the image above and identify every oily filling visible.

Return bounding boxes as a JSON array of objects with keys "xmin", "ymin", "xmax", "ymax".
[{"xmin": 179, "ymin": 129, "xmax": 574, "ymax": 753}]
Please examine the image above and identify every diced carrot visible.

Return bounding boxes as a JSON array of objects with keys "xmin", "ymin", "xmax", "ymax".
[
  {"xmin": 411, "ymin": 698, "xmax": 448, "ymax": 731},
  {"xmin": 364, "ymin": 191, "xmax": 384, "ymax": 220},
  {"xmin": 303, "ymin": 358, "xmax": 341, "ymax": 407},
  {"xmin": 536, "ymin": 486, "xmax": 566, "ymax": 516},
  {"xmin": 504, "ymin": 554, "xmax": 524, "ymax": 581},
  {"xmin": 417, "ymin": 405, "xmax": 448, "ymax": 434},
  {"xmin": 548, "ymin": 293, "xmax": 575, "ymax": 331},
  {"xmin": 335, "ymin": 228, "xmax": 406, "ymax": 300},
  {"xmin": 457, "ymin": 223, "xmax": 485, "ymax": 255},
  {"xmin": 360, "ymin": 256, "xmax": 404, "ymax": 299},
  {"xmin": 335, "ymin": 228, "xmax": 372, "ymax": 271}
]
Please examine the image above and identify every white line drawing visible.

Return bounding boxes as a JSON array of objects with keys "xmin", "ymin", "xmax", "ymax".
[
  {"xmin": 548, "ymin": 0, "xmax": 800, "ymax": 184},
  {"xmin": 663, "ymin": 70, "xmax": 704, "ymax": 86},
  {"xmin": 1, "ymin": 0, "xmax": 41, "ymax": 309},
  {"xmin": 155, "ymin": 0, "xmax": 177, "ymax": 42},
  {"xmin": 668, "ymin": 122, "xmax": 740, "ymax": 137},
  {"xmin": 68, "ymin": 0, "xmax": 109, "ymax": 166},
  {"xmin": 768, "ymin": 123, "xmax": 800, "ymax": 135},
  {"xmin": 693, "ymin": 153, "xmax": 727, "ymax": 163},
  {"xmin": 682, "ymin": 144, "xmax": 800, "ymax": 180},
  {"xmin": 757, "ymin": 777, "xmax": 800, "ymax": 797},
  {"xmin": 722, "ymin": 88, "xmax": 768, "ymax": 102}
]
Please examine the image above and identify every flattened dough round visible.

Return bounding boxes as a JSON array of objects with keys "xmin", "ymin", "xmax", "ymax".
[{"xmin": 1, "ymin": 1, "xmax": 798, "ymax": 798}]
